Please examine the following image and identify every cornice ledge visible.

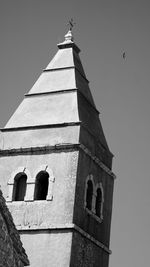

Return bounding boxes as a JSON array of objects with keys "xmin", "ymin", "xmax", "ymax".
[
  {"xmin": 0, "ymin": 121, "xmax": 81, "ymax": 132},
  {"xmin": 74, "ymin": 224, "xmax": 111, "ymax": 254},
  {"xmin": 17, "ymin": 223, "xmax": 111, "ymax": 254},
  {"xmin": 25, "ymin": 88, "xmax": 77, "ymax": 97},
  {"xmin": 80, "ymin": 144, "xmax": 116, "ymax": 179},
  {"xmin": 0, "ymin": 143, "xmax": 80, "ymax": 156}
]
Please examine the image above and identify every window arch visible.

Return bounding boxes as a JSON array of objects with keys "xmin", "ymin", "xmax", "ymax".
[
  {"xmin": 84, "ymin": 175, "xmax": 104, "ymax": 223},
  {"xmin": 95, "ymin": 184, "xmax": 104, "ymax": 220},
  {"xmin": 86, "ymin": 180, "xmax": 93, "ymax": 211},
  {"xmin": 34, "ymin": 171, "xmax": 49, "ymax": 200},
  {"xmin": 12, "ymin": 173, "xmax": 27, "ymax": 201},
  {"xmin": 95, "ymin": 188, "xmax": 102, "ymax": 217}
]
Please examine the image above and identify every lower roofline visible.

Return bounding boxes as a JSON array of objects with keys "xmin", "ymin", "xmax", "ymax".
[{"xmin": 0, "ymin": 121, "xmax": 113, "ymax": 156}]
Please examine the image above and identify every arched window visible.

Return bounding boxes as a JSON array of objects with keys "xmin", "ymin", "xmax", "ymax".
[
  {"xmin": 95, "ymin": 188, "xmax": 102, "ymax": 217},
  {"xmin": 86, "ymin": 180, "xmax": 93, "ymax": 210},
  {"xmin": 12, "ymin": 173, "xmax": 27, "ymax": 201},
  {"xmin": 34, "ymin": 171, "xmax": 49, "ymax": 200}
]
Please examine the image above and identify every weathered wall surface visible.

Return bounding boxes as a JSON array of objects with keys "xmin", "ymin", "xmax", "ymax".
[
  {"xmin": 1, "ymin": 150, "xmax": 78, "ymax": 228},
  {"xmin": 78, "ymin": 94, "xmax": 112, "ymax": 168},
  {"xmin": 0, "ymin": 126, "xmax": 80, "ymax": 150},
  {"xmin": 20, "ymin": 230, "xmax": 72, "ymax": 267},
  {"xmin": 74, "ymin": 149, "xmax": 114, "ymax": 248},
  {"xmin": 0, "ymin": 149, "xmax": 78, "ymax": 266},
  {"xmin": 70, "ymin": 231, "xmax": 109, "ymax": 267}
]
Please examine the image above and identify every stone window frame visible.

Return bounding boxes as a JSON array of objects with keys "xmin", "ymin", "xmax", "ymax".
[
  {"xmin": 94, "ymin": 183, "xmax": 104, "ymax": 221},
  {"xmin": 7, "ymin": 167, "xmax": 31, "ymax": 202},
  {"xmin": 84, "ymin": 174, "xmax": 104, "ymax": 223},
  {"xmin": 32, "ymin": 165, "xmax": 55, "ymax": 201},
  {"xmin": 12, "ymin": 173, "xmax": 27, "ymax": 201},
  {"xmin": 7, "ymin": 165, "xmax": 55, "ymax": 202},
  {"xmin": 84, "ymin": 174, "xmax": 94, "ymax": 211}
]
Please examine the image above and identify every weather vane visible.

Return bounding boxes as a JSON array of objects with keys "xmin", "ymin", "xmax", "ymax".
[{"xmin": 68, "ymin": 18, "xmax": 76, "ymax": 31}]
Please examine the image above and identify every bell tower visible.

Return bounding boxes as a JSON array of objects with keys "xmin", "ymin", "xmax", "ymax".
[{"xmin": 0, "ymin": 29, "xmax": 115, "ymax": 267}]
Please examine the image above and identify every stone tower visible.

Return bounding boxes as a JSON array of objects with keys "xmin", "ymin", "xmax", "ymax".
[{"xmin": 0, "ymin": 29, "xmax": 115, "ymax": 267}]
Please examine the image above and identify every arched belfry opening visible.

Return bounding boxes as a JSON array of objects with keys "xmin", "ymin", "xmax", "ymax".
[
  {"xmin": 34, "ymin": 171, "xmax": 49, "ymax": 200},
  {"xmin": 86, "ymin": 180, "xmax": 93, "ymax": 210},
  {"xmin": 12, "ymin": 173, "xmax": 27, "ymax": 201},
  {"xmin": 95, "ymin": 187, "xmax": 102, "ymax": 217}
]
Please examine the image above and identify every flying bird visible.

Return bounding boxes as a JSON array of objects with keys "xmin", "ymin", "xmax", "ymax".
[{"xmin": 122, "ymin": 52, "xmax": 126, "ymax": 59}]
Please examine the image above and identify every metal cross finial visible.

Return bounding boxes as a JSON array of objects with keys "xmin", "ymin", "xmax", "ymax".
[{"xmin": 68, "ymin": 18, "xmax": 76, "ymax": 31}]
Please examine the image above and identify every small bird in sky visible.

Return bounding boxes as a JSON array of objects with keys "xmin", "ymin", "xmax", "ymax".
[{"xmin": 122, "ymin": 52, "xmax": 126, "ymax": 59}]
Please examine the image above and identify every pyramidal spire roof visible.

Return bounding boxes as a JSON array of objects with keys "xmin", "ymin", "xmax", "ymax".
[
  {"xmin": 4, "ymin": 29, "xmax": 109, "ymax": 152},
  {"xmin": 5, "ymin": 29, "xmax": 96, "ymax": 129}
]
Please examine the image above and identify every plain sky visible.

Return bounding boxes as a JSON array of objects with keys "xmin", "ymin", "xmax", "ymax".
[{"xmin": 0, "ymin": 1, "xmax": 150, "ymax": 266}]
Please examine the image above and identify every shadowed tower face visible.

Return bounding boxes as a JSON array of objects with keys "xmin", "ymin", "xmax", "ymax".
[{"xmin": 0, "ymin": 29, "xmax": 115, "ymax": 267}]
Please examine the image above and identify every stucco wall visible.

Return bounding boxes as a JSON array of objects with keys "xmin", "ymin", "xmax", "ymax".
[
  {"xmin": 0, "ymin": 150, "xmax": 78, "ymax": 228},
  {"xmin": 1, "ymin": 126, "xmax": 80, "ymax": 150},
  {"xmin": 70, "ymin": 231, "xmax": 109, "ymax": 267},
  {"xmin": 20, "ymin": 230, "xmax": 72, "ymax": 267}
]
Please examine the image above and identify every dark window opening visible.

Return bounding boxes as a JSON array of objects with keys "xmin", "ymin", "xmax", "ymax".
[
  {"xmin": 95, "ymin": 188, "xmax": 102, "ymax": 217},
  {"xmin": 86, "ymin": 180, "xmax": 93, "ymax": 210},
  {"xmin": 13, "ymin": 173, "xmax": 27, "ymax": 201},
  {"xmin": 34, "ymin": 171, "xmax": 49, "ymax": 200}
]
